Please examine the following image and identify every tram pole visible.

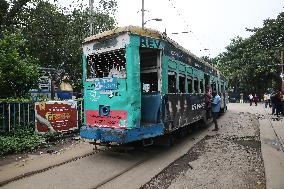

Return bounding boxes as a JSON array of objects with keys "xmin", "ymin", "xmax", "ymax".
[
  {"xmin": 89, "ymin": 0, "xmax": 94, "ymax": 35},
  {"xmin": 281, "ymin": 50, "xmax": 284, "ymax": 92},
  {"xmin": 142, "ymin": 0, "xmax": 145, "ymax": 29}
]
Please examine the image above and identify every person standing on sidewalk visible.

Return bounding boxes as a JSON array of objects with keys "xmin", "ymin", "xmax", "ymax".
[
  {"xmin": 267, "ymin": 92, "xmax": 272, "ymax": 107},
  {"xmin": 275, "ymin": 91, "xmax": 282, "ymax": 116},
  {"xmin": 240, "ymin": 93, "xmax": 244, "ymax": 103},
  {"xmin": 264, "ymin": 92, "xmax": 268, "ymax": 108},
  {"xmin": 253, "ymin": 94, "xmax": 259, "ymax": 106},
  {"xmin": 249, "ymin": 93, "xmax": 253, "ymax": 106},
  {"xmin": 271, "ymin": 91, "xmax": 277, "ymax": 115},
  {"xmin": 212, "ymin": 91, "xmax": 221, "ymax": 131}
]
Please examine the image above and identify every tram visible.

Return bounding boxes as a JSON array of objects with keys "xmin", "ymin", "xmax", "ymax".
[{"xmin": 80, "ymin": 26, "xmax": 227, "ymax": 144}]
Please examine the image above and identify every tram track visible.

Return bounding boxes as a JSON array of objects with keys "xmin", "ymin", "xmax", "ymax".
[
  {"xmin": 0, "ymin": 147, "xmax": 108, "ymax": 187},
  {"xmin": 0, "ymin": 144, "xmax": 155, "ymax": 188},
  {"xmin": 92, "ymin": 154, "xmax": 151, "ymax": 189},
  {"xmin": 1, "ymin": 125, "xmax": 210, "ymax": 189}
]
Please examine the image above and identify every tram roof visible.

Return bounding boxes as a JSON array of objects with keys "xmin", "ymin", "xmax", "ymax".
[{"xmin": 83, "ymin": 26, "xmax": 225, "ymax": 80}]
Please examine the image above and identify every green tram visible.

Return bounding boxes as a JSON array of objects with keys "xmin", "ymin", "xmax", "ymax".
[{"xmin": 80, "ymin": 26, "xmax": 227, "ymax": 144}]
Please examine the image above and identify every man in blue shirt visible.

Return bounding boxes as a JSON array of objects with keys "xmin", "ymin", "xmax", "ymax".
[{"xmin": 212, "ymin": 91, "xmax": 221, "ymax": 131}]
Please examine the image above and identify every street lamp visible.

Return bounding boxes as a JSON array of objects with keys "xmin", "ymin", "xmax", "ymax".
[
  {"xmin": 171, "ymin": 31, "xmax": 189, "ymax": 34},
  {"xmin": 141, "ymin": 0, "xmax": 162, "ymax": 29},
  {"xmin": 142, "ymin": 18, "xmax": 162, "ymax": 29}
]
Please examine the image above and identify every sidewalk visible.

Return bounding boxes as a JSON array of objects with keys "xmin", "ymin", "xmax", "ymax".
[{"xmin": 231, "ymin": 103, "xmax": 284, "ymax": 189}]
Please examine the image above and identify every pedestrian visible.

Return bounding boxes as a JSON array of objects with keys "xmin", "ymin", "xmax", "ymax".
[
  {"xmin": 263, "ymin": 92, "xmax": 268, "ymax": 108},
  {"xmin": 275, "ymin": 91, "xmax": 282, "ymax": 116},
  {"xmin": 205, "ymin": 87, "xmax": 212, "ymax": 120},
  {"xmin": 253, "ymin": 94, "xmax": 258, "ymax": 106},
  {"xmin": 249, "ymin": 93, "xmax": 253, "ymax": 106},
  {"xmin": 271, "ymin": 91, "xmax": 277, "ymax": 115},
  {"xmin": 211, "ymin": 91, "xmax": 221, "ymax": 131},
  {"xmin": 240, "ymin": 93, "xmax": 244, "ymax": 103},
  {"xmin": 267, "ymin": 92, "xmax": 271, "ymax": 107}
]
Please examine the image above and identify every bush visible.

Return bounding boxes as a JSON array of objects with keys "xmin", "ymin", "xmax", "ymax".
[{"xmin": 0, "ymin": 128, "xmax": 43, "ymax": 156}]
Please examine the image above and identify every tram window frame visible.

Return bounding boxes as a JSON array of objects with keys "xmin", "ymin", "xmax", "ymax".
[
  {"xmin": 187, "ymin": 76, "xmax": 193, "ymax": 94},
  {"xmin": 86, "ymin": 49, "xmax": 126, "ymax": 80},
  {"xmin": 179, "ymin": 74, "xmax": 186, "ymax": 93},
  {"xmin": 193, "ymin": 78, "xmax": 199, "ymax": 94},
  {"xmin": 211, "ymin": 82, "xmax": 217, "ymax": 92},
  {"xmin": 199, "ymin": 79, "xmax": 204, "ymax": 94},
  {"xmin": 168, "ymin": 71, "xmax": 177, "ymax": 93}
]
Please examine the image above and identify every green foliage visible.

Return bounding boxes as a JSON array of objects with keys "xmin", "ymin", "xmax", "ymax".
[
  {"xmin": 0, "ymin": 0, "xmax": 31, "ymax": 31},
  {"xmin": 18, "ymin": 0, "xmax": 117, "ymax": 92},
  {"xmin": 1, "ymin": 0, "xmax": 117, "ymax": 97},
  {"xmin": 0, "ymin": 30, "xmax": 40, "ymax": 98},
  {"xmin": 0, "ymin": 128, "xmax": 43, "ymax": 156},
  {"xmin": 214, "ymin": 12, "xmax": 284, "ymax": 94}
]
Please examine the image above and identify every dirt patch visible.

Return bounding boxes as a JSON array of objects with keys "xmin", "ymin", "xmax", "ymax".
[
  {"xmin": 232, "ymin": 137, "xmax": 261, "ymax": 149},
  {"xmin": 141, "ymin": 111, "xmax": 266, "ymax": 189},
  {"xmin": 140, "ymin": 135, "xmax": 212, "ymax": 189}
]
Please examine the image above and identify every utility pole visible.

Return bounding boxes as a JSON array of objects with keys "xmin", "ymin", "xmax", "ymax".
[
  {"xmin": 89, "ymin": 0, "xmax": 94, "ymax": 35},
  {"xmin": 281, "ymin": 50, "xmax": 284, "ymax": 92},
  {"xmin": 142, "ymin": 0, "xmax": 145, "ymax": 29}
]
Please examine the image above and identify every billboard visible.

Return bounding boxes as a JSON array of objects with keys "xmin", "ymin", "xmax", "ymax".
[{"xmin": 35, "ymin": 101, "xmax": 78, "ymax": 133}]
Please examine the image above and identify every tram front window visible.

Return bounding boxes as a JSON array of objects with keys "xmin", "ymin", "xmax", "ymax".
[{"xmin": 86, "ymin": 49, "xmax": 126, "ymax": 79}]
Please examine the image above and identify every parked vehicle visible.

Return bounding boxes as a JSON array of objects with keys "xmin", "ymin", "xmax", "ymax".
[{"xmin": 80, "ymin": 26, "xmax": 228, "ymax": 145}]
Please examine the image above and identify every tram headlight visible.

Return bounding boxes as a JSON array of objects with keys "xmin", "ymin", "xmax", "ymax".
[{"xmin": 99, "ymin": 105, "xmax": 110, "ymax": 116}]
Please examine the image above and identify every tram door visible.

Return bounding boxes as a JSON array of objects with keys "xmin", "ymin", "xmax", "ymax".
[{"xmin": 140, "ymin": 48, "xmax": 162, "ymax": 125}]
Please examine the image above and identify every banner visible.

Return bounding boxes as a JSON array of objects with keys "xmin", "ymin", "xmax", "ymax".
[{"xmin": 35, "ymin": 101, "xmax": 78, "ymax": 133}]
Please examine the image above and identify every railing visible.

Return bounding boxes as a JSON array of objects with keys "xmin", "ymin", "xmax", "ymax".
[{"xmin": 0, "ymin": 100, "xmax": 84, "ymax": 132}]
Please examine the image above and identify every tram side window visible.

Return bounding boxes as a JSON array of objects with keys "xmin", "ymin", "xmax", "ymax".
[
  {"xmin": 211, "ymin": 82, "xmax": 217, "ymax": 92},
  {"xmin": 200, "ymin": 80, "xmax": 204, "ymax": 93},
  {"xmin": 168, "ymin": 72, "xmax": 177, "ymax": 93},
  {"xmin": 86, "ymin": 49, "xmax": 126, "ymax": 79},
  {"xmin": 194, "ymin": 79, "xmax": 199, "ymax": 94},
  {"xmin": 187, "ymin": 77, "xmax": 193, "ymax": 93},
  {"xmin": 179, "ymin": 75, "xmax": 186, "ymax": 93},
  {"xmin": 220, "ymin": 84, "xmax": 224, "ymax": 93}
]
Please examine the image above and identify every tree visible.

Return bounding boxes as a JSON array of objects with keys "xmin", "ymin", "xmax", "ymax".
[
  {"xmin": 214, "ymin": 12, "xmax": 284, "ymax": 95},
  {"xmin": 18, "ymin": 0, "xmax": 117, "ymax": 91},
  {"xmin": 0, "ymin": 30, "xmax": 39, "ymax": 98},
  {"xmin": 0, "ymin": 0, "xmax": 31, "ymax": 32},
  {"xmin": 0, "ymin": 0, "xmax": 117, "ymax": 97}
]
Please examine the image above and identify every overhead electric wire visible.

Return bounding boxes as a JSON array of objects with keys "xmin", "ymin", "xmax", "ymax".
[{"xmin": 167, "ymin": 0, "xmax": 210, "ymax": 55}]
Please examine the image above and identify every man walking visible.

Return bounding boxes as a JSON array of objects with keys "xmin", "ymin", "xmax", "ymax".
[{"xmin": 212, "ymin": 91, "xmax": 221, "ymax": 131}]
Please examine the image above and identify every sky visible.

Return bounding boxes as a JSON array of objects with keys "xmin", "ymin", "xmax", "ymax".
[
  {"xmin": 57, "ymin": 0, "xmax": 284, "ymax": 58},
  {"xmin": 115, "ymin": 0, "xmax": 284, "ymax": 57}
]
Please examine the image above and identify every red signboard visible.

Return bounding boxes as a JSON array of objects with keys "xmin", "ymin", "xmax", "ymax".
[
  {"xmin": 35, "ymin": 101, "xmax": 78, "ymax": 133},
  {"xmin": 86, "ymin": 110, "xmax": 127, "ymax": 129}
]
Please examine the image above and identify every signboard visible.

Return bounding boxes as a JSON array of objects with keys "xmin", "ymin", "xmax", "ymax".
[
  {"xmin": 35, "ymin": 101, "xmax": 78, "ymax": 134},
  {"xmin": 86, "ymin": 110, "xmax": 127, "ymax": 129}
]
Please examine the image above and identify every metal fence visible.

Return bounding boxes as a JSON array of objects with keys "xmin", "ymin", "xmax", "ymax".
[{"xmin": 0, "ymin": 100, "xmax": 84, "ymax": 132}]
